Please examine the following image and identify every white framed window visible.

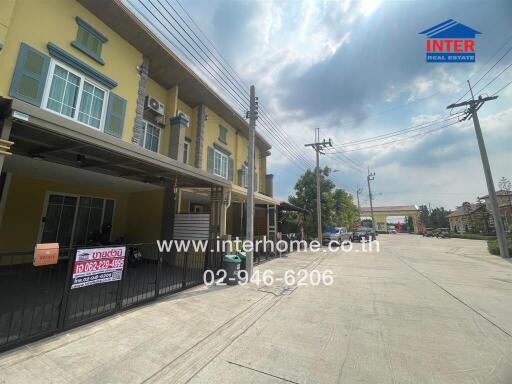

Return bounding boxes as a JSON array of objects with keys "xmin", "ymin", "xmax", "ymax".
[
  {"xmin": 183, "ymin": 141, "xmax": 190, "ymax": 164},
  {"xmin": 140, "ymin": 120, "xmax": 161, "ymax": 153},
  {"xmin": 213, "ymin": 149, "xmax": 228, "ymax": 179},
  {"xmin": 43, "ymin": 60, "xmax": 108, "ymax": 130}
]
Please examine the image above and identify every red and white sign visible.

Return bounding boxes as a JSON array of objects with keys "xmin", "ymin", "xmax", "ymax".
[{"xmin": 71, "ymin": 246, "xmax": 126, "ymax": 289}]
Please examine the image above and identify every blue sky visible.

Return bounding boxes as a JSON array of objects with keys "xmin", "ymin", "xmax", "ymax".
[{"xmin": 127, "ymin": 0, "xmax": 512, "ymax": 209}]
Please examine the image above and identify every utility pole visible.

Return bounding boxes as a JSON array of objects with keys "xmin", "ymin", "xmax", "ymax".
[
  {"xmin": 245, "ymin": 85, "xmax": 258, "ymax": 276},
  {"xmin": 367, "ymin": 168, "xmax": 376, "ymax": 230},
  {"xmin": 356, "ymin": 185, "xmax": 363, "ymax": 220},
  {"xmin": 305, "ymin": 129, "xmax": 332, "ymax": 241},
  {"xmin": 447, "ymin": 81, "xmax": 509, "ymax": 258}
]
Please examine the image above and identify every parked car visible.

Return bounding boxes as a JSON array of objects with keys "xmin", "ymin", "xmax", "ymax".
[
  {"xmin": 352, "ymin": 228, "xmax": 376, "ymax": 242},
  {"xmin": 322, "ymin": 227, "xmax": 352, "ymax": 245},
  {"xmin": 423, "ymin": 228, "xmax": 434, "ymax": 237},
  {"xmin": 435, "ymin": 228, "xmax": 450, "ymax": 238}
]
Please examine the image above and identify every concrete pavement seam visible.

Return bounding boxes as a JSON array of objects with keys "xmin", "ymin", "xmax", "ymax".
[
  {"xmin": 225, "ymin": 360, "xmax": 301, "ymax": 384},
  {"xmin": 397, "ymin": 257, "xmax": 512, "ymax": 339}
]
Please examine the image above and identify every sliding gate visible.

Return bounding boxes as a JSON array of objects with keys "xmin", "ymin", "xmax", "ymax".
[{"xmin": 0, "ymin": 242, "xmax": 222, "ymax": 352}]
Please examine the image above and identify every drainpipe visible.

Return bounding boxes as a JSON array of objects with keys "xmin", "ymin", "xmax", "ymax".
[
  {"xmin": 195, "ymin": 104, "xmax": 205, "ymax": 169},
  {"xmin": 220, "ymin": 189, "xmax": 231, "ymax": 238},
  {"xmin": 132, "ymin": 56, "xmax": 149, "ymax": 146}
]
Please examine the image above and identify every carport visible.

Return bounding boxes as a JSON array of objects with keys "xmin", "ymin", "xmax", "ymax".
[{"xmin": 0, "ymin": 98, "xmax": 228, "ymax": 352}]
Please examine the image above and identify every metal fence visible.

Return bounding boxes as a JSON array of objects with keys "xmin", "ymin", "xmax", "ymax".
[{"xmin": 0, "ymin": 242, "xmax": 222, "ymax": 353}]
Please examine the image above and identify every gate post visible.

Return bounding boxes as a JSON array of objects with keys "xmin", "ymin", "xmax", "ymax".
[
  {"xmin": 57, "ymin": 248, "xmax": 75, "ymax": 330},
  {"xmin": 155, "ymin": 248, "xmax": 162, "ymax": 298},
  {"xmin": 115, "ymin": 246, "xmax": 129, "ymax": 310}
]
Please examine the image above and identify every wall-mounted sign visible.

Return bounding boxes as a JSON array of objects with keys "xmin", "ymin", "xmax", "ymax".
[
  {"xmin": 71, "ymin": 246, "xmax": 126, "ymax": 289},
  {"xmin": 33, "ymin": 243, "xmax": 59, "ymax": 266}
]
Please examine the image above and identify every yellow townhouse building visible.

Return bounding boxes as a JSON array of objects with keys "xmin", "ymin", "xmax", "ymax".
[
  {"xmin": 0, "ymin": 0, "xmax": 279, "ymax": 254},
  {"xmin": 0, "ymin": 0, "xmax": 281, "ymax": 352}
]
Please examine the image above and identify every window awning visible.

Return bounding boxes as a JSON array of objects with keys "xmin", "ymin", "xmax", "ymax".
[{"xmin": 4, "ymin": 98, "xmax": 230, "ymax": 188}]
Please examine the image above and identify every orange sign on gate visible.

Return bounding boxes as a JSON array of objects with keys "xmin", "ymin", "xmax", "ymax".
[{"xmin": 33, "ymin": 243, "xmax": 59, "ymax": 266}]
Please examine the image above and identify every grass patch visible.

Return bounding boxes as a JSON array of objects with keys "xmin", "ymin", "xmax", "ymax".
[{"xmin": 487, "ymin": 238, "xmax": 512, "ymax": 256}]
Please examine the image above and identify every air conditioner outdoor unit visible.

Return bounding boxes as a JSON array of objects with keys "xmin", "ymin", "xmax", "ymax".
[
  {"xmin": 176, "ymin": 109, "xmax": 190, "ymax": 127},
  {"xmin": 145, "ymin": 96, "xmax": 165, "ymax": 116}
]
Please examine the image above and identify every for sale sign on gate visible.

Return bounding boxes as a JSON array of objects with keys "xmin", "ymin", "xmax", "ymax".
[{"xmin": 71, "ymin": 246, "xmax": 126, "ymax": 289}]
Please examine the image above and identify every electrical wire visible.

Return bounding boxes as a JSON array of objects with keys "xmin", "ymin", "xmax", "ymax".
[
  {"xmin": 154, "ymin": 0, "xmax": 315, "ymax": 169},
  {"xmin": 451, "ymin": 34, "xmax": 512, "ymax": 105},
  {"xmin": 172, "ymin": 0, "xmax": 312, "ymax": 165},
  {"xmin": 492, "ymin": 78, "xmax": 512, "ymax": 95},
  {"xmin": 331, "ymin": 114, "xmax": 462, "ymax": 148},
  {"xmin": 127, "ymin": 0, "xmax": 314, "ymax": 171},
  {"xmin": 336, "ymin": 120, "xmax": 462, "ymax": 153},
  {"xmin": 476, "ymin": 61, "xmax": 512, "ymax": 94}
]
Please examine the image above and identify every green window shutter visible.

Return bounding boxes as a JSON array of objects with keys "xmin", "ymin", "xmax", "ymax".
[
  {"xmin": 207, "ymin": 146, "xmax": 214, "ymax": 173},
  {"xmin": 254, "ymin": 171, "xmax": 258, "ymax": 191},
  {"xmin": 104, "ymin": 92, "xmax": 126, "ymax": 138},
  {"xmin": 228, "ymin": 158, "xmax": 234, "ymax": 181},
  {"xmin": 9, "ymin": 43, "xmax": 50, "ymax": 106}
]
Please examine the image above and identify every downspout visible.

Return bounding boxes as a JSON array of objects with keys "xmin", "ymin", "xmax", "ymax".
[
  {"xmin": 132, "ymin": 56, "xmax": 149, "ymax": 145},
  {"xmin": 195, "ymin": 104, "xmax": 206, "ymax": 169}
]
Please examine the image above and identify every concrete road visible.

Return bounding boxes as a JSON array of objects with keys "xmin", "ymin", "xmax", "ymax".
[{"xmin": 1, "ymin": 234, "xmax": 512, "ymax": 383}]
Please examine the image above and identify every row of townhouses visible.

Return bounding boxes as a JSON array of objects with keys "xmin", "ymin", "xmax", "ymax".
[{"xmin": 0, "ymin": 0, "xmax": 281, "ymax": 254}]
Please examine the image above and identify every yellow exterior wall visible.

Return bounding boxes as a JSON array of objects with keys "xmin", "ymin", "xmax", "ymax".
[
  {"xmin": 0, "ymin": 0, "xmax": 16, "ymax": 49},
  {"xmin": 0, "ymin": 175, "xmax": 129, "ymax": 252},
  {"xmin": 202, "ymin": 106, "xmax": 267, "ymax": 192},
  {"xmin": 124, "ymin": 189, "xmax": 164, "ymax": 243},
  {"xmin": 0, "ymin": 0, "xmax": 142, "ymax": 143}
]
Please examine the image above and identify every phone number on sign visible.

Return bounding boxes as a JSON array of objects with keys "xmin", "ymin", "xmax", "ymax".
[
  {"xmin": 203, "ymin": 269, "xmax": 334, "ymax": 286},
  {"xmin": 73, "ymin": 258, "xmax": 124, "ymax": 274}
]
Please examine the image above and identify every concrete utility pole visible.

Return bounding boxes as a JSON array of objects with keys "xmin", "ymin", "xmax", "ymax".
[
  {"xmin": 367, "ymin": 168, "xmax": 376, "ymax": 230},
  {"xmin": 245, "ymin": 85, "xmax": 258, "ymax": 276},
  {"xmin": 447, "ymin": 81, "xmax": 509, "ymax": 258},
  {"xmin": 305, "ymin": 129, "xmax": 332, "ymax": 241},
  {"xmin": 356, "ymin": 185, "xmax": 363, "ymax": 220}
]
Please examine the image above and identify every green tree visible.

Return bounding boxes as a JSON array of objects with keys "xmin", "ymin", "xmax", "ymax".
[
  {"xmin": 288, "ymin": 167, "xmax": 358, "ymax": 238},
  {"xmin": 332, "ymin": 189, "xmax": 359, "ymax": 229},
  {"xmin": 405, "ymin": 216, "xmax": 415, "ymax": 232},
  {"xmin": 429, "ymin": 207, "xmax": 451, "ymax": 228},
  {"xmin": 418, "ymin": 205, "xmax": 430, "ymax": 228}
]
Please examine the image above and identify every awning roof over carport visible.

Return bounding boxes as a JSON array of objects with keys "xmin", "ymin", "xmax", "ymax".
[
  {"xmin": 278, "ymin": 201, "xmax": 308, "ymax": 213},
  {"xmin": 5, "ymin": 99, "xmax": 230, "ymax": 188}
]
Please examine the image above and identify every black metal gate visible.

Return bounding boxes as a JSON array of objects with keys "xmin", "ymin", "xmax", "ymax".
[{"xmin": 0, "ymin": 242, "xmax": 223, "ymax": 353}]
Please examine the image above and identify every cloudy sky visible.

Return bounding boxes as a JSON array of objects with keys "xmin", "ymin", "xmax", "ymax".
[{"xmin": 129, "ymin": 0, "xmax": 512, "ymax": 210}]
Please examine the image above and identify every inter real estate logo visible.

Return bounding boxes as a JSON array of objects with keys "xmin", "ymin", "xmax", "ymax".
[{"xmin": 419, "ymin": 19, "xmax": 481, "ymax": 63}]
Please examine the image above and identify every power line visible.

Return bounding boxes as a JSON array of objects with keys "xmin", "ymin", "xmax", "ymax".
[
  {"xmin": 450, "ymin": 34, "xmax": 512, "ymax": 107},
  {"xmin": 323, "ymin": 150, "xmax": 365, "ymax": 173},
  {"xmin": 158, "ymin": 0, "xmax": 315, "ymax": 169},
  {"xmin": 476, "ymin": 61, "xmax": 512, "ymax": 94},
  {"xmin": 331, "ymin": 114, "xmax": 462, "ymax": 149},
  {"xmin": 172, "ymin": 0, "xmax": 311, "ymax": 165},
  {"xmin": 129, "ymin": 0, "xmax": 314, "ymax": 171},
  {"xmin": 127, "ymin": 0, "xmax": 311, "ymax": 170},
  {"xmin": 337, "ymin": 120, "xmax": 462, "ymax": 153},
  {"xmin": 492, "ymin": 78, "xmax": 512, "ymax": 95}
]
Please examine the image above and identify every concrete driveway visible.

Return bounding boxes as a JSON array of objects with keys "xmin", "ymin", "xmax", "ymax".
[{"xmin": 1, "ymin": 235, "xmax": 512, "ymax": 383}]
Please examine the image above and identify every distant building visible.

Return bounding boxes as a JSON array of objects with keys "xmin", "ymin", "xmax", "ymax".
[
  {"xmin": 478, "ymin": 190, "xmax": 512, "ymax": 231},
  {"xmin": 359, "ymin": 205, "xmax": 419, "ymax": 233},
  {"xmin": 447, "ymin": 203, "xmax": 488, "ymax": 233}
]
